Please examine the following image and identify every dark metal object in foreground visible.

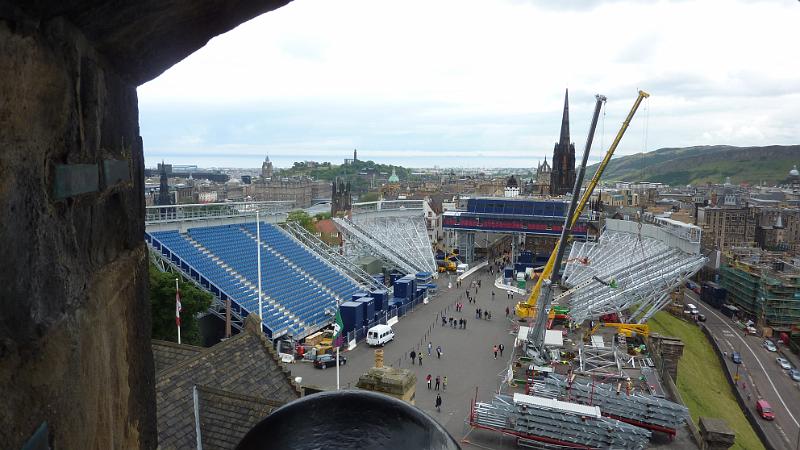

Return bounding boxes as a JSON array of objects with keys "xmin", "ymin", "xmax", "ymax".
[{"xmin": 237, "ymin": 390, "xmax": 461, "ymax": 450}]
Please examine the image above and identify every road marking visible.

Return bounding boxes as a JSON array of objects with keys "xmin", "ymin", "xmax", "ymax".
[{"xmin": 698, "ymin": 302, "xmax": 800, "ymax": 429}]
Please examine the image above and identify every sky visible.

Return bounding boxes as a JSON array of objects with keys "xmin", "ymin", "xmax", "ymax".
[{"xmin": 137, "ymin": 0, "xmax": 800, "ymax": 169}]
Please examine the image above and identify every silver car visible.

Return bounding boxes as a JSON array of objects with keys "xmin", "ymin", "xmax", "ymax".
[
  {"xmin": 763, "ymin": 340, "xmax": 777, "ymax": 352},
  {"xmin": 790, "ymin": 369, "xmax": 800, "ymax": 382},
  {"xmin": 777, "ymin": 357, "xmax": 791, "ymax": 370}
]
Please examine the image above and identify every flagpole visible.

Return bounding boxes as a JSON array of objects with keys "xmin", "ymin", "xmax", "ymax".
[
  {"xmin": 256, "ymin": 210, "xmax": 263, "ymax": 333},
  {"xmin": 336, "ymin": 346, "xmax": 340, "ymax": 390},
  {"xmin": 175, "ymin": 278, "xmax": 181, "ymax": 345}
]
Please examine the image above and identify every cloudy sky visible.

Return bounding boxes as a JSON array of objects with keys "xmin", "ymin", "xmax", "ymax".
[{"xmin": 138, "ymin": 0, "xmax": 800, "ymax": 169}]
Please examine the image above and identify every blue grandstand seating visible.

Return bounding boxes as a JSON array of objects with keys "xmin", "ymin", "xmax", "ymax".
[{"xmin": 146, "ymin": 222, "xmax": 359, "ymax": 338}]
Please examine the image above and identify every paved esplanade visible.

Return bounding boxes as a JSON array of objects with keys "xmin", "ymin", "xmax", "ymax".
[{"xmin": 291, "ymin": 267, "xmax": 522, "ymax": 448}]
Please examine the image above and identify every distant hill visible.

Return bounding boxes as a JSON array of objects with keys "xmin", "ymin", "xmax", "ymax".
[{"xmin": 586, "ymin": 145, "xmax": 800, "ymax": 186}]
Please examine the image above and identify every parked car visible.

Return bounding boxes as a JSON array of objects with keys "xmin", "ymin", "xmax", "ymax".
[
  {"xmin": 731, "ymin": 352, "xmax": 742, "ymax": 364},
  {"xmin": 756, "ymin": 400, "xmax": 775, "ymax": 420},
  {"xmin": 314, "ymin": 353, "xmax": 346, "ymax": 369},
  {"xmin": 789, "ymin": 369, "xmax": 800, "ymax": 382},
  {"xmin": 696, "ymin": 314, "xmax": 707, "ymax": 322},
  {"xmin": 763, "ymin": 340, "xmax": 777, "ymax": 352},
  {"xmin": 776, "ymin": 357, "xmax": 791, "ymax": 370}
]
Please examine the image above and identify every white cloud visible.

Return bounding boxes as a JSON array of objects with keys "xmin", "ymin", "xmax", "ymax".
[{"xmin": 138, "ymin": 0, "xmax": 800, "ymax": 167}]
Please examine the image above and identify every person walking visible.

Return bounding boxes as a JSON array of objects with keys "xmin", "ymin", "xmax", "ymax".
[
  {"xmin": 492, "ymin": 291, "xmax": 495, "ymax": 301},
  {"xmin": 493, "ymin": 345, "xmax": 498, "ymax": 359},
  {"xmin": 443, "ymin": 376, "xmax": 448, "ymax": 391},
  {"xmin": 499, "ymin": 343, "xmax": 505, "ymax": 357},
  {"xmin": 435, "ymin": 375, "xmax": 441, "ymax": 391},
  {"xmin": 418, "ymin": 353, "xmax": 423, "ymax": 366},
  {"xmin": 426, "ymin": 374, "xmax": 432, "ymax": 390},
  {"xmin": 428, "ymin": 341, "xmax": 432, "ymax": 356},
  {"xmin": 410, "ymin": 350, "xmax": 416, "ymax": 365},
  {"xmin": 505, "ymin": 306, "xmax": 510, "ymax": 317},
  {"xmin": 463, "ymin": 318, "xmax": 467, "ymax": 329},
  {"xmin": 435, "ymin": 393, "xmax": 442, "ymax": 412},
  {"xmin": 436, "ymin": 345, "xmax": 442, "ymax": 359},
  {"xmin": 441, "ymin": 315, "xmax": 446, "ymax": 327}
]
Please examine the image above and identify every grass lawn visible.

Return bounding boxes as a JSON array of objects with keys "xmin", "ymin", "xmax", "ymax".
[{"xmin": 648, "ymin": 311, "xmax": 764, "ymax": 450}]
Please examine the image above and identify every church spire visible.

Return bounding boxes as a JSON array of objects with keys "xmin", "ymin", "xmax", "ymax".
[{"xmin": 559, "ymin": 88, "xmax": 570, "ymax": 146}]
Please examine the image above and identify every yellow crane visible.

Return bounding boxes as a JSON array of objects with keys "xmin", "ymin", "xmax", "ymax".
[
  {"xmin": 516, "ymin": 90, "xmax": 650, "ymax": 319},
  {"xmin": 589, "ymin": 322, "xmax": 650, "ymax": 338}
]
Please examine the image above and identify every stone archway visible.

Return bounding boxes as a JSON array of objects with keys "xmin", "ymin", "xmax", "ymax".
[{"xmin": 0, "ymin": 2, "xmax": 289, "ymax": 448}]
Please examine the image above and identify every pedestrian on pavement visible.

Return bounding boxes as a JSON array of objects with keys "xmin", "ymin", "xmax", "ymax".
[
  {"xmin": 437, "ymin": 345, "xmax": 442, "ymax": 359},
  {"xmin": 426, "ymin": 374, "xmax": 432, "ymax": 389},
  {"xmin": 435, "ymin": 394, "xmax": 442, "ymax": 412},
  {"xmin": 493, "ymin": 345, "xmax": 498, "ymax": 359},
  {"xmin": 507, "ymin": 291, "xmax": 511, "ymax": 300},
  {"xmin": 443, "ymin": 376, "xmax": 448, "ymax": 391},
  {"xmin": 442, "ymin": 315, "xmax": 446, "ymax": 327},
  {"xmin": 478, "ymin": 279, "xmax": 481, "ymax": 288},
  {"xmin": 492, "ymin": 291, "xmax": 495, "ymax": 301},
  {"xmin": 463, "ymin": 318, "xmax": 467, "ymax": 329},
  {"xmin": 410, "ymin": 350, "xmax": 416, "ymax": 364},
  {"xmin": 435, "ymin": 375, "xmax": 441, "ymax": 391},
  {"xmin": 499, "ymin": 343, "xmax": 504, "ymax": 357},
  {"xmin": 418, "ymin": 353, "xmax": 423, "ymax": 366},
  {"xmin": 505, "ymin": 306, "xmax": 510, "ymax": 317},
  {"xmin": 428, "ymin": 341, "xmax": 432, "ymax": 356},
  {"xmin": 488, "ymin": 311, "xmax": 492, "ymax": 320}
]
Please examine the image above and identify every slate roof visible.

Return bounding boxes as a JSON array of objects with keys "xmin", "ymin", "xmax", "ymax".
[
  {"xmin": 151, "ymin": 340, "xmax": 204, "ymax": 374},
  {"xmin": 155, "ymin": 316, "xmax": 301, "ymax": 449},
  {"xmin": 197, "ymin": 385, "xmax": 287, "ymax": 450}
]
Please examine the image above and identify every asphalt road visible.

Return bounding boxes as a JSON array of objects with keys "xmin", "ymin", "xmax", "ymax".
[
  {"xmin": 688, "ymin": 290, "xmax": 800, "ymax": 450},
  {"xmin": 290, "ymin": 268, "xmax": 522, "ymax": 449}
]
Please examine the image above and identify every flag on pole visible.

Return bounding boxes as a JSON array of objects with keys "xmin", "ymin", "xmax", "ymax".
[
  {"xmin": 175, "ymin": 286, "xmax": 182, "ymax": 326},
  {"xmin": 332, "ymin": 308, "xmax": 344, "ymax": 347}
]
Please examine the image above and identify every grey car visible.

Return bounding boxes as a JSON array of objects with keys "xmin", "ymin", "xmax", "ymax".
[
  {"xmin": 789, "ymin": 369, "xmax": 800, "ymax": 382},
  {"xmin": 777, "ymin": 357, "xmax": 791, "ymax": 370}
]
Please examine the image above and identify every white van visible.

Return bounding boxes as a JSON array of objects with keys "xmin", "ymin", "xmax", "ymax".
[
  {"xmin": 456, "ymin": 263, "xmax": 469, "ymax": 274},
  {"xmin": 686, "ymin": 303, "xmax": 699, "ymax": 315},
  {"xmin": 366, "ymin": 324, "xmax": 395, "ymax": 346}
]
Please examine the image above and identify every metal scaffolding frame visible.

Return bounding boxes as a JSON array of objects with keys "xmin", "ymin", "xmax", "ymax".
[
  {"xmin": 578, "ymin": 342, "xmax": 624, "ymax": 376},
  {"xmin": 281, "ymin": 221, "xmax": 385, "ymax": 293},
  {"xmin": 471, "ymin": 393, "xmax": 651, "ymax": 449},
  {"xmin": 333, "ymin": 217, "xmax": 419, "ymax": 274},
  {"xmin": 529, "ymin": 373, "xmax": 689, "ymax": 436},
  {"xmin": 560, "ymin": 220, "xmax": 706, "ymax": 325},
  {"xmin": 354, "ymin": 215, "xmax": 437, "ymax": 275}
]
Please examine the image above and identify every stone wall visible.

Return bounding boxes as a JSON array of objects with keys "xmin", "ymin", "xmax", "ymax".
[{"xmin": 0, "ymin": 15, "xmax": 155, "ymax": 449}]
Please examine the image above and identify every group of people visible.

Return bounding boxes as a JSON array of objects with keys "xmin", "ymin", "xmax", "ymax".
[
  {"xmin": 442, "ymin": 315, "xmax": 467, "ymax": 329},
  {"xmin": 475, "ymin": 307, "xmax": 491, "ymax": 320},
  {"xmin": 425, "ymin": 374, "xmax": 447, "ymax": 391},
  {"xmin": 492, "ymin": 343, "xmax": 505, "ymax": 359}
]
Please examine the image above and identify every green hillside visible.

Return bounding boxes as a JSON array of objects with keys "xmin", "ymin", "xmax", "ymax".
[{"xmin": 587, "ymin": 145, "xmax": 799, "ymax": 186}]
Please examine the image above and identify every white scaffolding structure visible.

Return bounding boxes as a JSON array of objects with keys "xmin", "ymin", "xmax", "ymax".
[
  {"xmin": 561, "ymin": 219, "xmax": 706, "ymax": 325},
  {"xmin": 335, "ymin": 200, "xmax": 437, "ymax": 275}
]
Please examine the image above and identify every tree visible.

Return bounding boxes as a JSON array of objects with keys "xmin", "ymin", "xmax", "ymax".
[
  {"xmin": 286, "ymin": 210, "xmax": 315, "ymax": 233},
  {"xmin": 150, "ymin": 264, "xmax": 212, "ymax": 345},
  {"xmin": 314, "ymin": 212, "xmax": 331, "ymax": 221}
]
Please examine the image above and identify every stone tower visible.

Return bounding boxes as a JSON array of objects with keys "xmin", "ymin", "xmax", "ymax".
[
  {"xmin": 550, "ymin": 89, "xmax": 576, "ymax": 196},
  {"xmin": 331, "ymin": 177, "xmax": 352, "ymax": 216},
  {"xmin": 157, "ymin": 161, "xmax": 172, "ymax": 206},
  {"xmin": 262, "ymin": 155, "xmax": 273, "ymax": 179}
]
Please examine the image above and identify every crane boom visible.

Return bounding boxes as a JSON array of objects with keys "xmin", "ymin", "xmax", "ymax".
[{"xmin": 516, "ymin": 90, "xmax": 650, "ymax": 319}]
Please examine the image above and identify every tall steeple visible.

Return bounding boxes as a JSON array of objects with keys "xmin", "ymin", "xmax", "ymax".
[
  {"xmin": 559, "ymin": 89, "xmax": 570, "ymax": 147},
  {"xmin": 550, "ymin": 88, "xmax": 576, "ymax": 196}
]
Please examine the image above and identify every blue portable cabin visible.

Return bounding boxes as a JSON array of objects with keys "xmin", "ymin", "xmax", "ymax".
[
  {"xmin": 369, "ymin": 289, "xmax": 389, "ymax": 312},
  {"xmin": 339, "ymin": 301, "xmax": 363, "ymax": 334},
  {"xmin": 356, "ymin": 297, "xmax": 376, "ymax": 324}
]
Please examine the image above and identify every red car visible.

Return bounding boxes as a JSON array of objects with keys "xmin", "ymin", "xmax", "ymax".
[{"xmin": 756, "ymin": 400, "xmax": 774, "ymax": 420}]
